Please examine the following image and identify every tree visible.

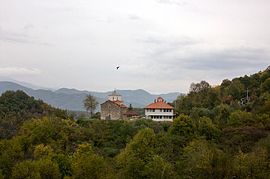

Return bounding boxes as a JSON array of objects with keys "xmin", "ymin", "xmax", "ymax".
[
  {"xmin": 36, "ymin": 159, "xmax": 61, "ymax": 179},
  {"xmin": 189, "ymin": 81, "xmax": 211, "ymax": 93},
  {"xmin": 116, "ymin": 128, "xmax": 168, "ymax": 179},
  {"xmin": 0, "ymin": 90, "xmax": 68, "ymax": 139},
  {"xmin": 83, "ymin": 95, "xmax": 98, "ymax": 118},
  {"xmin": 11, "ymin": 160, "xmax": 41, "ymax": 179},
  {"xmin": 228, "ymin": 110, "xmax": 254, "ymax": 126},
  {"xmin": 261, "ymin": 77, "xmax": 270, "ymax": 92},
  {"xmin": 177, "ymin": 139, "xmax": 225, "ymax": 178},
  {"xmin": 71, "ymin": 143, "xmax": 111, "ymax": 179},
  {"xmin": 197, "ymin": 117, "xmax": 221, "ymax": 141}
]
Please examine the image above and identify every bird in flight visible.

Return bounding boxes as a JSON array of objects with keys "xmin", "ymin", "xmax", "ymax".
[{"xmin": 116, "ymin": 66, "xmax": 120, "ymax": 70}]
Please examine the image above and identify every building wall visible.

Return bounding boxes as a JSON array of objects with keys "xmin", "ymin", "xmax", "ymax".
[
  {"xmin": 108, "ymin": 95, "xmax": 122, "ymax": 102},
  {"xmin": 145, "ymin": 109, "xmax": 174, "ymax": 121},
  {"xmin": 101, "ymin": 101, "xmax": 127, "ymax": 120}
]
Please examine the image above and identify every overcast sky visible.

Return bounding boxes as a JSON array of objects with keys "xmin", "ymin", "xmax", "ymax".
[{"xmin": 0, "ymin": 0, "xmax": 269, "ymax": 93}]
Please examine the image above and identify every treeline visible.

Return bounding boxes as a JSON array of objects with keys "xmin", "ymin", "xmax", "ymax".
[
  {"xmin": 0, "ymin": 91, "xmax": 68, "ymax": 139},
  {"xmin": 0, "ymin": 66, "xmax": 269, "ymax": 179}
]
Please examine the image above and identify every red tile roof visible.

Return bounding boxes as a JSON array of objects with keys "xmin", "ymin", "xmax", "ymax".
[
  {"xmin": 125, "ymin": 110, "xmax": 139, "ymax": 117},
  {"xmin": 145, "ymin": 97, "xmax": 173, "ymax": 109},
  {"xmin": 112, "ymin": 100, "xmax": 127, "ymax": 108}
]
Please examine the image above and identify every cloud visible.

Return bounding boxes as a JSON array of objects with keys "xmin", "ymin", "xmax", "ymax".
[
  {"xmin": 180, "ymin": 48, "xmax": 269, "ymax": 71},
  {"xmin": 0, "ymin": 26, "xmax": 51, "ymax": 46},
  {"xmin": 156, "ymin": 0, "xmax": 188, "ymax": 6},
  {"xmin": 137, "ymin": 34, "xmax": 200, "ymax": 58},
  {"xmin": 128, "ymin": 14, "xmax": 142, "ymax": 21},
  {"xmin": 133, "ymin": 34, "xmax": 270, "ymax": 83},
  {"xmin": 23, "ymin": 24, "xmax": 35, "ymax": 30},
  {"xmin": 0, "ymin": 67, "xmax": 41, "ymax": 76}
]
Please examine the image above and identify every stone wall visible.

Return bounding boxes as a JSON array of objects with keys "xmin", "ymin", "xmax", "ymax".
[{"xmin": 101, "ymin": 101, "xmax": 126, "ymax": 120}]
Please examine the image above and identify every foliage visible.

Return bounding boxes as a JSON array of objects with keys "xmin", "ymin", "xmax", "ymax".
[
  {"xmin": 1, "ymin": 67, "xmax": 270, "ymax": 178},
  {"xmin": 0, "ymin": 90, "xmax": 68, "ymax": 139},
  {"xmin": 177, "ymin": 139, "xmax": 225, "ymax": 178},
  {"xmin": 11, "ymin": 160, "xmax": 41, "ymax": 179},
  {"xmin": 83, "ymin": 94, "xmax": 98, "ymax": 118},
  {"xmin": 71, "ymin": 143, "xmax": 111, "ymax": 179}
]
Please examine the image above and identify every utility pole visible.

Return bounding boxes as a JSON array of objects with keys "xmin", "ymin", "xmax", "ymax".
[
  {"xmin": 246, "ymin": 88, "xmax": 249, "ymax": 102},
  {"xmin": 240, "ymin": 88, "xmax": 250, "ymax": 106}
]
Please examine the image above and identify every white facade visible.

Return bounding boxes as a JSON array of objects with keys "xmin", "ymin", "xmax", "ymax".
[
  {"xmin": 145, "ymin": 109, "xmax": 174, "ymax": 121},
  {"xmin": 145, "ymin": 97, "xmax": 174, "ymax": 121},
  {"xmin": 108, "ymin": 90, "xmax": 122, "ymax": 102}
]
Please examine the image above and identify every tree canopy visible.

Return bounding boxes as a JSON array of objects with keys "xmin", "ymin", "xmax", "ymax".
[{"xmin": 0, "ymin": 67, "xmax": 270, "ymax": 178}]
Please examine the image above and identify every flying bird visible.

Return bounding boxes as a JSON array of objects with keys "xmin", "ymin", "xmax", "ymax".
[{"xmin": 116, "ymin": 66, "xmax": 120, "ymax": 70}]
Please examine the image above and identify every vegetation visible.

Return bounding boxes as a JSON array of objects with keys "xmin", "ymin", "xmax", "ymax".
[
  {"xmin": 83, "ymin": 94, "xmax": 98, "ymax": 118},
  {"xmin": 0, "ymin": 67, "xmax": 270, "ymax": 178},
  {"xmin": 0, "ymin": 90, "xmax": 68, "ymax": 139}
]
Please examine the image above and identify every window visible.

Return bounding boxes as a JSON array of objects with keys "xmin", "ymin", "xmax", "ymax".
[{"xmin": 164, "ymin": 109, "xmax": 172, "ymax": 112}]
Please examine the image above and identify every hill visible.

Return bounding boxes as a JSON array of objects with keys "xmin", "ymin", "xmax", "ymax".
[
  {"xmin": 0, "ymin": 81, "xmax": 181, "ymax": 111},
  {"xmin": 0, "ymin": 66, "xmax": 269, "ymax": 179},
  {"xmin": 0, "ymin": 90, "xmax": 68, "ymax": 139},
  {"xmin": 174, "ymin": 65, "xmax": 270, "ymax": 116}
]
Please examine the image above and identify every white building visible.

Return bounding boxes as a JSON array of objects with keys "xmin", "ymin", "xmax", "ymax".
[
  {"xmin": 144, "ymin": 97, "xmax": 174, "ymax": 121},
  {"xmin": 108, "ymin": 90, "xmax": 122, "ymax": 101}
]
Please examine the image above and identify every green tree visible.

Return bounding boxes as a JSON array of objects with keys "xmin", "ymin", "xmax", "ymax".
[
  {"xmin": 197, "ymin": 117, "xmax": 221, "ymax": 141},
  {"xmin": 19, "ymin": 117, "xmax": 81, "ymax": 153},
  {"xmin": 0, "ymin": 91, "xmax": 68, "ymax": 139},
  {"xmin": 0, "ymin": 138, "xmax": 23, "ymax": 178},
  {"xmin": 177, "ymin": 139, "xmax": 225, "ymax": 178},
  {"xmin": 261, "ymin": 77, "xmax": 270, "ymax": 92},
  {"xmin": 71, "ymin": 143, "xmax": 110, "ymax": 179},
  {"xmin": 36, "ymin": 159, "xmax": 61, "ymax": 179},
  {"xmin": 0, "ymin": 170, "xmax": 3, "ymax": 179},
  {"xmin": 53, "ymin": 154, "xmax": 72, "ymax": 178},
  {"xmin": 116, "ymin": 128, "xmax": 174, "ymax": 179},
  {"xmin": 11, "ymin": 160, "xmax": 41, "ymax": 179},
  {"xmin": 228, "ymin": 110, "xmax": 254, "ymax": 126},
  {"xmin": 144, "ymin": 155, "xmax": 177, "ymax": 179},
  {"xmin": 83, "ymin": 95, "xmax": 98, "ymax": 118},
  {"xmin": 169, "ymin": 115, "xmax": 195, "ymax": 143},
  {"xmin": 34, "ymin": 144, "xmax": 53, "ymax": 159},
  {"xmin": 189, "ymin": 81, "xmax": 211, "ymax": 93}
]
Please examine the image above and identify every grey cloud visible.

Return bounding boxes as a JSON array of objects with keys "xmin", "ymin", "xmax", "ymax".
[
  {"xmin": 137, "ymin": 37, "xmax": 270, "ymax": 81},
  {"xmin": 142, "ymin": 36, "xmax": 198, "ymax": 47},
  {"xmin": 156, "ymin": 0, "xmax": 188, "ymax": 6},
  {"xmin": 137, "ymin": 35, "xmax": 200, "ymax": 57},
  {"xmin": 0, "ymin": 27, "xmax": 51, "ymax": 46},
  {"xmin": 23, "ymin": 24, "xmax": 35, "ymax": 30},
  {"xmin": 128, "ymin": 14, "xmax": 142, "ymax": 21},
  {"xmin": 138, "ymin": 35, "xmax": 268, "ymax": 71},
  {"xmin": 0, "ymin": 67, "xmax": 41, "ymax": 76},
  {"xmin": 180, "ymin": 48, "xmax": 269, "ymax": 71}
]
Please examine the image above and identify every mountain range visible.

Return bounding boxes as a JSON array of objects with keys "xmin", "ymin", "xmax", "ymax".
[{"xmin": 0, "ymin": 81, "xmax": 182, "ymax": 111}]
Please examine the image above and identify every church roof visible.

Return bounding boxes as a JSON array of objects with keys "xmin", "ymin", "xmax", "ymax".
[
  {"xmin": 113, "ymin": 100, "xmax": 127, "ymax": 108},
  {"xmin": 101, "ymin": 100, "xmax": 127, "ymax": 108},
  {"xmin": 125, "ymin": 110, "xmax": 139, "ymax": 117},
  {"xmin": 145, "ymin": 97, "xmax": 173, "ymax": 109}
]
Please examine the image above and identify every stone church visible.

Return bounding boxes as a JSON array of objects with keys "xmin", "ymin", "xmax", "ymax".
[{"xmin": 100, "ymin": 90, "xmax": 128, "ymax": 120}]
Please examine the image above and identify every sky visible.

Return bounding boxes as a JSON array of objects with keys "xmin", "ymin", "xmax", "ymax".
[{"xmin": 0, "ymin": 0, "xmax": 270, "ymax": 93}]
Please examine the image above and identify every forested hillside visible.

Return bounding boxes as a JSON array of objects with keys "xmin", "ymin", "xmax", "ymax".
[
  {"xmin": 0, "ymin": 67, "xmax": 269, "ymax": 179},
  {"xmin": 0, "ymin": 91, "xmax": 68, "ymax": 139}
]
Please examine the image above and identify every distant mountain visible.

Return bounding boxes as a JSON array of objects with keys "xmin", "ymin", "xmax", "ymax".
[
  {"xmin": 0, "ymin": 81, "xmax": 182, "ymax": 111},
  {"xmin": 0, "ymin": 77, "xmax": 51, "ymax": 90}
]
